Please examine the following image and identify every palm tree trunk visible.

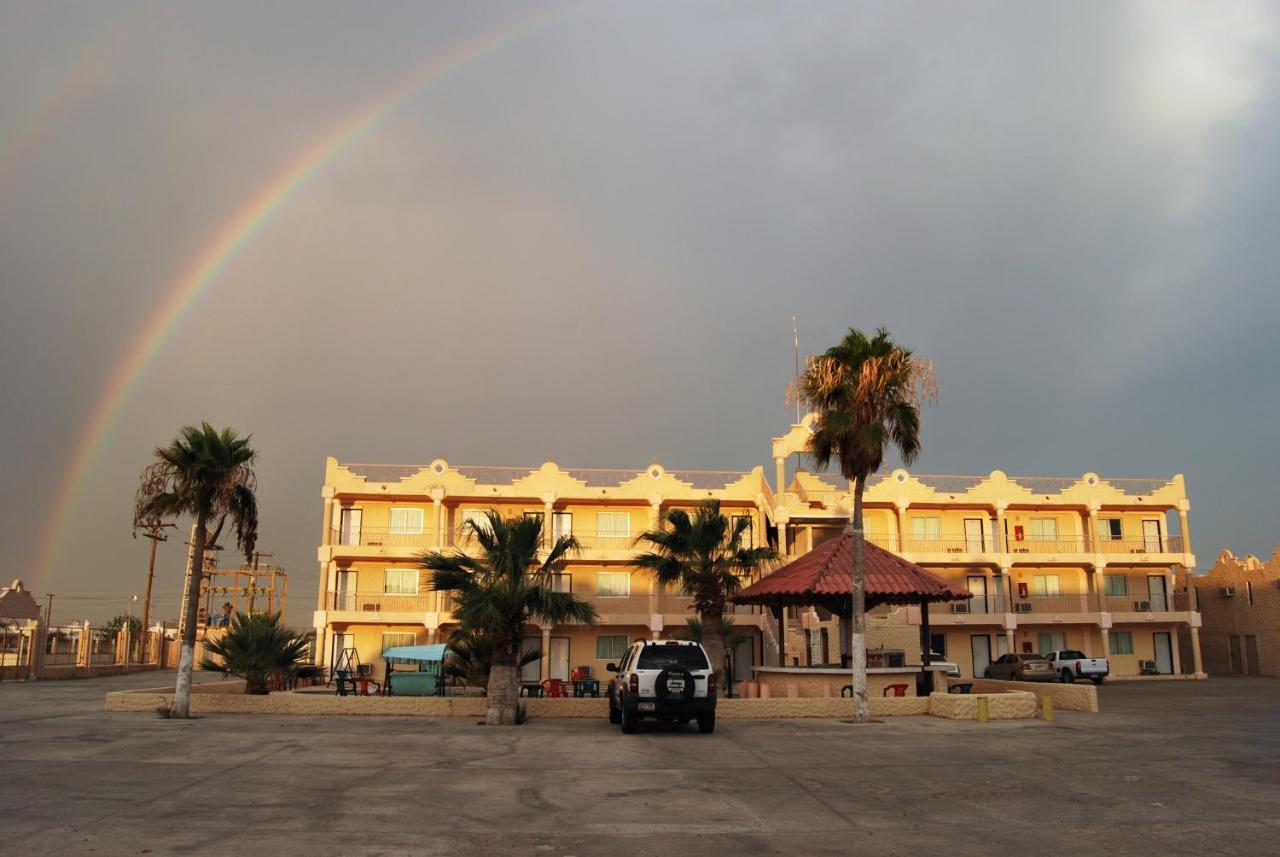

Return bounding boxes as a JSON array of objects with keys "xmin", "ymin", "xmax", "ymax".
[
  {"xmin": 700, "ymin": 610, "xmax": 726, "ymax": 689},
  {"xmin": 172, "ymin": 513, "xmax": 207, "ymax": 718},
  {"xmin": 485, "ymin": 645, "xmax": 519, "ymax": 725},
  {"xmin": 847, "ymin": 476, "xmax": 870, "ymax": 722}
]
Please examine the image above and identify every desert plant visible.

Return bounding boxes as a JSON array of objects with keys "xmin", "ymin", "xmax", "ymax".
[
  {"xmin": 420, "ymin": 510, "xmax": 596, "ymax": 725},
  {"xmin": 797, "ymin": 327, "xmax": 934, "ymax": 721},
  {"xmin": 200, "ymin": 612, "xmax": 309, "ymax": 695},
  {"xmin": 134, "ymin": 423, "xmax": 258, "ymax": 717}
]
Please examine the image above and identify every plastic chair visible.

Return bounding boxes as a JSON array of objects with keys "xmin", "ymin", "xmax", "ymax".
[
  {"xmin": 541, "ymin": 678, "xmax": 568, "ymax": 698},
  {"xmin": 883, "ymin": 683, "xmax": 908, "ymax": 697}
]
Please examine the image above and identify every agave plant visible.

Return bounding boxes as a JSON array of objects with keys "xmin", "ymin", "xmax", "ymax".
[{"xmin": 201, "ymin": 612, "xmax": 310, "ymax": 695}]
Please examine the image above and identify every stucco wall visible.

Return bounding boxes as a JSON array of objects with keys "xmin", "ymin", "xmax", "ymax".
[
  {"xmin": 927, "ymin": 691, "xmax": 1037, "ymax": 720},
  {"xmin": 968, "ymin": 678, "xmax": 1098, "ymax": 712}
]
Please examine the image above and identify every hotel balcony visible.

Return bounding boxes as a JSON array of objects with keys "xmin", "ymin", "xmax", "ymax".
[
  {"xmin": 324, "ymin": 590, "xmax": 454, "ymax": 623},
  {"xmin": 327, "ymin": 527, "xmax": 438, "ymax": 560},
  {"xmin": 856, "ymin": 533, "xmax": 1187, "ymax": 567}
]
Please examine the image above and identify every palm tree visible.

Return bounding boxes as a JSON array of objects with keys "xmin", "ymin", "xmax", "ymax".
[
  {"xmin": 441, "ymin": 627, "xmax": 541, "ymax": 690},
  {"xmin": 201, "ymin": 612, "xmax": 310, "ymax": 694},
  {"xmin": 420, "ymin": 510, "xmax": 596, "ymax": 725},
  {"xmin": 798, "ymin": 327, "xmax": 934, "ymax": 721},
  {"xmin": 134, "ymin": 423, "xmax": 258, "ymax": 718},
  {"xmin": 632, "ymin": 500, "xmax": 777, "ymax": 683},
  {"xmin": 676, "ymin": 616, "xmax": 751, "ymax": 672}
]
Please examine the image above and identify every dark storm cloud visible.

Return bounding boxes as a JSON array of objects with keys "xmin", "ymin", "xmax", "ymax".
[{"xmin": 1, "ymin": 1, "xmax": 1277, "ymax": 620}]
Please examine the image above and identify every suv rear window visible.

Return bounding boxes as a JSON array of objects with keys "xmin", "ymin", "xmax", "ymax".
[{"xmin": 637, "ymin": 645, "xmax": 709, "ymax": 671}]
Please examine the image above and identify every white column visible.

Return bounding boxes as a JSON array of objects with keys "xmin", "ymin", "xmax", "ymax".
[
  {"xmin": 778, "ymin": 521, "xmax": 789, "ymax": 556},
  {"xmin": 431, "ymin": 488, "xmax": 445, "ymax": 548},
  {"xmin": 995, "ymin": 501, "xmax": 1008, "ymax": 553},
  {"xmin": 540, "ymin": 628, "xmax": 551, "ymax": 681},
  {"xmin": 1178, "ymin": 502, "xmax": 1192, "ymax": 554},
  {"xmin": 895, "ymin": 500, "xmax": 909, "ymax": 551},
  {"xmin": 542, "ymin": 495, "xmax": 555, "ymax": 548}
]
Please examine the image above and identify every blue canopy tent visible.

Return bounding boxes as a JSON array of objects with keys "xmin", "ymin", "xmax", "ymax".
[{"xmin": 382, "ymin": 644, "xmax": 448, "ymax": 697}]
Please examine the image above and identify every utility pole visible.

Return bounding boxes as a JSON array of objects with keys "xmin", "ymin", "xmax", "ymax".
[
  {"xmin": 44, "ymin": 593, "xmax": 54, "ymax": 627},
  {"xmin": 248, "ymin": 551, "xmax": 272, "ymax": 615},
  {"xmin": 138, "ymin": 522, "xmax": 173, "ymax": 664}
]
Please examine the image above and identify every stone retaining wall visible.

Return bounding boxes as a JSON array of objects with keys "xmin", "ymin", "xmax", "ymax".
[
  {"xmin": 106, "ymin": 688, "xmax": 934, "ymax": 718},
  {"xmin": 968, "ymin": 678, "xmax": 1099, "ymax": 713},
  {"xmin": 927, "ymin": 691, "xmax": 1038, "ymax": 720}
]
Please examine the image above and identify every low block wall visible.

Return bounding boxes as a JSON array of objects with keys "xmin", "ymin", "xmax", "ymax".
[
  {"xmin": 968, "ymin": 679, "xmax": 1099, "ymax": 713},
  {"xmin": 928, "ymin": 691, "xmax": 1038, "ymax": 720},
  {"xmin": 754, "ymin": 671, "xmax": 926, "ymax": 698},
  {"xmin": 107, "ymin": 688, "xmax": 931, "ymax": 718}
]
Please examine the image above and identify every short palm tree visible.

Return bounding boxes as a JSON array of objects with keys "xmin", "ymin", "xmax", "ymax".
[
  {"xmin": 201, "ymin": 612, "xmax": 310, "ymax": 694},
  {"xmin": 676, "ymin": 616, "xmax": 750, "ymax": 669},
  {"xmin": 442, "ymin": 627, "xmax": 541, "ymax": 690},
  {"xmin": 134, "ymin": 423, "xmax": 258, "ymax": 718},
  {"xmin": 799, "ymin": 327, "xmax": 934, "ymax": 721},
  {"xmin": 420, "ymin": 511, "xmax": 596, "ymax": 725},
  {"xmin": 632, "ymin": 500, "xmax": 777, "ymax": 682}
]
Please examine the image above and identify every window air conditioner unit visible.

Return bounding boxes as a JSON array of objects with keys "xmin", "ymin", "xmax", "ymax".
[
  {"xmin": 951, "ymin": 602, "xmax": 970, "ymax": 614},
  {"xmin": 361, "ymin": 602, "xmax": 382, "ymax": 612},
  {"xmin": 1139, "ymin": 659, "xmax": 1158, "ymax": 675},
  {"xmin": 1134, "ymin": 600, "xmax": 1151, "ymax": 612},
  {"xmin": 1014, "ymin": 602, "xmax": 1033, "ymax": 613},
  {"xmin": 1219, "ymin": 586, "xmax": 1236, "ymax": 597}
]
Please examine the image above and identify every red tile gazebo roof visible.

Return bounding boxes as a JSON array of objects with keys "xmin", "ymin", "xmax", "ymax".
[{"xmin": 735, "ymin": 533, "xmax": 969, "ymax": 612}]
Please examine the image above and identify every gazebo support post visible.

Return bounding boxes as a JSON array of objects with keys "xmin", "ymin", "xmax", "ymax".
[
  {"xmin": 772, "ymin": 604, "xmax": 787, "ymax": 667},
  {"xmin": 918, "ymin": 596, "xmax": 934, "ymax": 695}
]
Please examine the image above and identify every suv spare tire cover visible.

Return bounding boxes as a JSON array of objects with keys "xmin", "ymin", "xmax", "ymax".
[{"xmin": 655, "ymin": 668, "xmax": 696, "ymax": 701}]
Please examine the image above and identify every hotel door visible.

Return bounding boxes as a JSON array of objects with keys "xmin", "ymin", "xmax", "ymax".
[
  {"xmin": 520, "ymin": 638, "xmax": 541, "ymax": 683},
  {"xmin": 1153, "ymin": 632, "xmax": 1173, "ymax": 675},
  {"xmin": 549, "ymin": 636, "xmax": 570, "ymax": 681},
  {"xmin": 967, "ymin": 575, "xmax": 988, "ymax": 613},
  {"xmin": 1142, "ymin": 519, "xmax": 1163, "ymax": 553},
  {"xmin": 970, "ymin": 635, "xmax": 992, "ymax": 678},
  {"xmin": 338, "ymin": 508, "xmax": 362, "ymax": 545},
  {"xmin": 1228, "ymin": 635, "xmax": 1244, "ymax": 675},
  {"xmin": 333, "ymin": 570, "xmax": 356, "ymax": 611},
  {"xmin": 964, "ymin": 518, "xmax": 986, "ymax": 552},
  {"xmin": 1147, "ymin": 575, "xmax": 1168, "ymax": 612},
  {"xmin": 1245, "ymin": 635, "xmax": 1261, "ymax": 676}
]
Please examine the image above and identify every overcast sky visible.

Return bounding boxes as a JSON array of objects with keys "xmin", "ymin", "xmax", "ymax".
[{"xmin": 2, "ymin": 1, "xmax": 1278, "ymax": 624}]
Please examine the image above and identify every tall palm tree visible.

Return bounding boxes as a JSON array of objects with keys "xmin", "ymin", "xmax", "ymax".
[
  {"xmin": 632, "ymin": 500, "xmax": 777, "ymax": 683},
  {"xmin": 134, "ymin": 423, "xmax": 258, "ymax": 718},
  {"xmin": 420, "ymin": 510, "xmax": 596, "ymax": 725},
  {"xmin": 441, "ymin": 627, "xmax": 542, "ymax": 691},
  {"xmin": 799, "ymin": 327, "xmax": 934, "ymax": 721}
]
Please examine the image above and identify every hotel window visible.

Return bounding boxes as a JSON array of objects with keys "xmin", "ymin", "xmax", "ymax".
[
  {"xmin": 1109, "ymin": 631, "xmax": 1134, "ymax": 655},
  {"xmin": 596, "ymin": 572, "xmax": 631, "ymax": 597},
  {"xmin": 1028, "ymin": 518, "xmax": 1058, "ymax": 541},
  {"xmin": 552, "ymin": 512, "xmax": 573, "ymax": 540},
  {"xmin": 596, "ymin": 634, "xmax": 628, "ymax": 660},
  {"xmin": 1032, "ymin": 574, "xmax": 1060, "ymax": 596},
  {"xmin": 733, "ymin": 515, "xmax": 754, "ymax": 549},
  {"xmin": 523, "ymin": 510, "xmax": 544, "ymax": 526},
  {"xmin": 1247, "ymin": 582, "xmax": 1254, "ymax": 606},
  {"xmin": 1097, "ymin": 518, "xmax": 1123, "ymax": 541},
  {"xmin": 550, "ymin": 573, "xmax": 572, "ymax": 593},
  {"xmin": 911, "ymin": 517, "xmax": 941, "ymax": 543},
  {"xmin": 388, "ymin": 507, "xmax": 424, "ymax": 535},
  {"xmin": 597, "ymin": 512, "xmax": 630, "ymax": 541},
  {"xmin": 384, "ymin": 568, "xmax": 418, "ymax": 595},
  {"xmin": 1103, "ymin": 575, "xmax": 1129, "ymax": 596},
  {"xmin": 381, "ymin": 631, "xmax": 416, "ymax": 654}
]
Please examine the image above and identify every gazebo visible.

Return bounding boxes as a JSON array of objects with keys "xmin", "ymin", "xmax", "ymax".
[{"xmin": 735, "ymin": 534, "xmax": 969, "ymax": 694}]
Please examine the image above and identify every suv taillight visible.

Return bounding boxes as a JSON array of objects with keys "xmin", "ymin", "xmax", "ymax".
[
  {"xmin": 707, "ymin": 672, "xmax": 717, "ymax": 696},
  {"xmin": 629, "ymin": 673, "xmax": 638, "ymax": 694}
]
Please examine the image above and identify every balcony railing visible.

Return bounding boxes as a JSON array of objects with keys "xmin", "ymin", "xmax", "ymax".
[
  {"xmin": 945, "ymin": 595, "xmax": 1007, "ymax": 615},
  {"xmin": 1009, "ymin": 594, "xmax": 1099, "ymax": 614},
  {"xmin": 1096, "ymin": 536, "xmax": 1184, "ymax": 555},
  {"xmin": 901, "ymin": 535, "xmax": 1000, "ymax": 554},
  {"xmin": 330, "ymin": 527, "xmax": 437, "ymax": 549},
  {"xmin": 327, "ymin": 591, "xmax": 454, "ymax": 613},
  {"xmin": 563, "ymin": 530, "xmax": 637, "ymax": 551},
  {"xmin": 1100, "ymin": 592, "xmax": 1189, "ymax": 613},
  {"xmin": 577, "ymin": 593, "xmax": 652, "ymax": 616}
]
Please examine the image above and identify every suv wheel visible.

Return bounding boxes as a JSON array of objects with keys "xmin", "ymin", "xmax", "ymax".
[
  {"xmin": 696, "ymin": 711, "xmax": 715, "ymax": 734},
  {"xmin": 608, "ymin": 692, "xmax": 622, "ymax": 724},
  {"xmin": 621, "ymin": 703, "xmax": 637, "ymax": 734}
]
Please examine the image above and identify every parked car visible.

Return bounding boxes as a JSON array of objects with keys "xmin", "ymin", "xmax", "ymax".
[
  {"xmin": 984, "ymin": 653, "xmax": 1056, "ymax": 682},
  {"xmin": 607, "ymin": 639, "xmax": 717, "ymax": 734},
  {"xmin": 1044, "ymin": 649, "xmax": 1109, "ymax": 684}
]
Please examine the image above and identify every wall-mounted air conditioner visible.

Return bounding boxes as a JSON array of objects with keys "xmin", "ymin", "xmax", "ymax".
[
  {"xmin": 1014, "ymin": 602, "xmax": 1033, "ymax": 613},
  {"xmin": 951, "ymin": 603, "xmax": 970, "ymax": 614},
  {"xmin": 1219, "ymin": 586, "xmax": 1236, "ymax": 597}
]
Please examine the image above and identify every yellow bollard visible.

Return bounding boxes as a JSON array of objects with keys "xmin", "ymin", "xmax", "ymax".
[
  {"xmin": 977, "ymin": 696, "xmax": 989, "ymax": 723},
  {"xmin": 1042, "ymin": 696, "xmax": 1054, "ymax": 723}
]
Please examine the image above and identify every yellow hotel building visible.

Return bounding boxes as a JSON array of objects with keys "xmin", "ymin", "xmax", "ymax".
[{"xmin": 313, "ymin": 414, "xmax": 1205, "ymax": 684}]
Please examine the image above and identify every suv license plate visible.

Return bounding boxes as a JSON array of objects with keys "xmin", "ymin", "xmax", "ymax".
[{"xmin": 638, "ymin": 702, "xmax": 655, "ymax": 711}]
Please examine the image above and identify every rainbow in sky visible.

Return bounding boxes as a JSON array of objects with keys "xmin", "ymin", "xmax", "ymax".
[{"xmin": 36, "ymin": 4, "xmax": 574, "ymax": 585}]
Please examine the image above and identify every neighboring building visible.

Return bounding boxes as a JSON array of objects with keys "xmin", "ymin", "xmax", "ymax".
[
  {"xmin": 313, "ymin": 414, "xmax": 1205, "ymax": 682},
  {"xmin": 1184, "ymin": 548, "xmax": 1280, "ymax": 677},
  {"xmin": 0, "ymin": 578, "xmax": 41, "ymax": 625}
]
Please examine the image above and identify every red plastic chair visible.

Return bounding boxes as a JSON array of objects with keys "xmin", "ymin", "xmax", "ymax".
[
  {"xmin": 541, "ymin": 678, "xmax": 569, "ymax": 698},
  {"xmin": 883, "ymin": 683, "xmax": 908, "ymax": 698}
]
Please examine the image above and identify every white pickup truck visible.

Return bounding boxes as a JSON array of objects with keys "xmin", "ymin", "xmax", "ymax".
[{"xmin": 1044, "ymin": 650, "xmax": 1109, "ymax": 684}]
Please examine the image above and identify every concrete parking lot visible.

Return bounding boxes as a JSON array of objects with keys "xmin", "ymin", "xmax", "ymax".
[{"xmin": 1, "ymin": 672, "xmax": 1277, "ymax": 856}]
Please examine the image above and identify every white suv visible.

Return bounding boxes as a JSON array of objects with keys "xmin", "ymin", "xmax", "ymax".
[{"xmin": 606, "ymin": 639, "xmax": 717, "ymax": 734}]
